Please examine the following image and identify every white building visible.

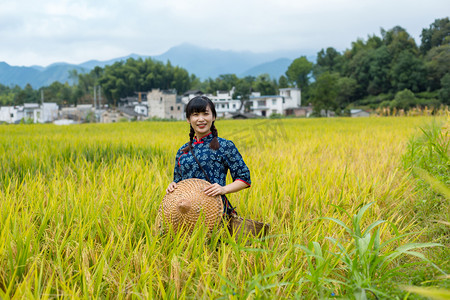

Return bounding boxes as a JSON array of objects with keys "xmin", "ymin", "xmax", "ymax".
[
  {"xmin": 0, "ymin": 102, "xmax": 59, "ymax": 123},
  {"xmin": 182, "ymin": 87, "xmax": 242, "ymax": 118},
  {"xmin": 249, "ymin": 88, "xmax": 301, "ymax": 117},
  {"xmin": 23, "ymin": 103, "xmax": 40, "ymax": 121},
  {"xmin": 33, "ymin": 102, "xmax": 59, "ymax": 123},
  {"xmin": 0, "ymin": 106, "xmax": 24, "ymax": 123},
  {"xmin": 134, "ymin": 104, "xmax": 148, "ymax": 116},
  {"xmin": 280, "ymin": 88, "xmax": 301, "ymax": 107}
]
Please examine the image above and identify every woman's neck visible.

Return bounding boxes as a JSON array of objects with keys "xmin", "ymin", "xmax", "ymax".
[{"xmin": 195, "ymin": 131, "xmax": 212, "ymax": 140}]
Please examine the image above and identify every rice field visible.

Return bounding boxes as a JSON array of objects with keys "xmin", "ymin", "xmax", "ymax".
[{"xmin": 0, "ymin": 116, "xmax": 447, "ymax": 298}]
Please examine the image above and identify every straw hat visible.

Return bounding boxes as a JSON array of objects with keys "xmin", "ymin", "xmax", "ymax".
[{"xmin": 159, "ymin": 178, "xmax": 223, "ymax": 234}]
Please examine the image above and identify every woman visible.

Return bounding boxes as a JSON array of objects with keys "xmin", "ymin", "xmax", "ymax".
[{"xmin": 166, "ymin": 96, "xmax": 251, "ymax": 215}]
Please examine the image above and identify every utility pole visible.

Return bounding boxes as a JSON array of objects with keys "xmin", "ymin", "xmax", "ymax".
[
  {"xmin": 94, "ymin": 85, "xmax": 97, "ymax": 109},
  {"xmin": 98, "ymin": 86, "xmax": 102, "ymax": 108}
]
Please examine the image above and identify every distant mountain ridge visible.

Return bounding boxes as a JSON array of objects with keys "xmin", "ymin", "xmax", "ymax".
[{"xmin": 0, "ymin": 44, "xmax": 316, "ymax": 88}]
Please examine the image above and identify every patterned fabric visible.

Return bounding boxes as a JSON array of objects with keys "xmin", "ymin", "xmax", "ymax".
[{"xmin": 172, "ymin": 132, "xmax": 251, "ymax": 214}]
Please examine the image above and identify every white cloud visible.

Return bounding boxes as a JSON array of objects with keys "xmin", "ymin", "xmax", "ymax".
[{"xmin": 0, "ymin": 0, "xmax": 447, "ymax": 66}]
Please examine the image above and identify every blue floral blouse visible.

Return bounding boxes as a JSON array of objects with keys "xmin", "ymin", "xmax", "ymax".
[{"xmin": 173, "ymin": 132, "xmax": 251, "ymax": 188}]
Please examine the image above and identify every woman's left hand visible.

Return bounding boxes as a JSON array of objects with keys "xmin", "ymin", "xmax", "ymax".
[{"xmin": 204, "ymin": 183, "xmax": 226, "ymax": 197}]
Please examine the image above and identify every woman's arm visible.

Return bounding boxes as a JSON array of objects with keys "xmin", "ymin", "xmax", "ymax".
[{"xmin": 203, "ymin": 180, "xmax": 249, "ymax": 197}]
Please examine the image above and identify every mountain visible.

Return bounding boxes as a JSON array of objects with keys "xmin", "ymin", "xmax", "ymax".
[
  {"xmin": 78, "ymin": 53, "xmax": 148, "ymax": 70},
  {"xmin": 0, "ymin": 62, "xmax": 87, "ymax": 88},
  {"xmin": 0, "ymin": 44, "xmax": 316, "ymax": 88},
  {"xmin": 153, "ymin": 43, "xmax": 300, "ymax": 79},
  {"xmin": 240, "ymin": 58, "xmax": 293, "ymax": 78}
]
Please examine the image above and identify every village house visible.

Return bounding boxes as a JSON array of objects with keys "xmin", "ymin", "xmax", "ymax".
[
  {"xmin": 350, "ymin": 109, "xmax": 370, "ymax": 117},
  {"xmin": 248, "ymin": 87, "xmax": 302, "ymax": 117},
  {"xmin": 101, "ymin": 109, "xmax": 131, "ymax": 123},
  {"xmin": 285, "ymin": 106, "xmax": 313, "ymax": 117},
  {"xmin": 23, "ymin": 103, "xmax": 40, "ymax": 120},
  {"xmin": 181, "ymin": 88, "xmax": 242, "ymax": 118},
  {"xmin": 60, "ymin": 104, "xmax": 95, "ymax": 122},
  {"xmin": 0, "ymin": 106, "xmax": 24, "ymax": 123},
  {"xmin": 147, "ymin": 89, "xmax": 183, "ymax": 120},
  {"xmin": 181, "ymin": 90, "xmax": 203, "ymax": 103},
  {"xmin": 34, "ymin": 102, "xmax": 59, "ymax": 123},
  {"xmin": 0, "ymin": 102, "xmax": 58, "ymax": 123}
]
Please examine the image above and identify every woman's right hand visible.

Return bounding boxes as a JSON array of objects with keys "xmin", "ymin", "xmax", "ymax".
[{"xmin": 166, "ymin": 181, "xmax": 178, "ymax": 194}]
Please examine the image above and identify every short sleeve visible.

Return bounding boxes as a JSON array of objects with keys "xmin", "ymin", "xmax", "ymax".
[
  {"xmin": 224, "ymin": 140, "xmax": 251, "ymax": 187},
  {"xmin": 173, "ymin": 149, "xmax": 183, "ymax": 183}
]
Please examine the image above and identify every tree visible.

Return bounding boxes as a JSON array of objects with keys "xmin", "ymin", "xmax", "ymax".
[
  {"xmin": 313, "ymin": 47, "xmax": 343, "ymax": 78},
  {"xmin": 391, "ymin": 89, "xmax": 416, "ymax": 110},
  {"xmin": 253, "ymin": 74, "xmax": 277, "ymax": 95},
  {"xmin": 425, "ymin": 44, "xmax": 450, "ymax": 91},
  {"xmin": 309, "ymin": 72, "xmax": 340, "ymax": 115},
  {"xmin": 14, "ymin": 84, "xmax": 38, "ymax": 105},
  {"xmin": 390, "ymin": 50, "xmax": 427, "ymax": 93},
  {"xmin": 336, "ymin": 76, "xmax": 358, "ymax": 109},
  {"xmin": 382, "ymin": 26, "xmax": 419, "ymax": 59},
  {"xmin": 439, "ymin": 73, "xmax": 450, "ymax": 104},
  {"xmin": 234, "ymin": 76, "xmax": 255, "ymax": 110},
  {"xmin": 420, "ymin": 17, "xmax": 450, "ymax": 54},
  {"xmin": 366, "ymin": 46, "xmax": 392, "ymax": 95},
  {"xmin": 278, "ymin": 75, "xmax": 288, "ymax": 88},
  {"xmin": 285, "ymin": 56, "xmax": 313, "ymax": 95}
]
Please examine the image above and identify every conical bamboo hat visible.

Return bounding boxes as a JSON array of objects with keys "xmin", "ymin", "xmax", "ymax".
[{"xmin": 160, "ymin": 178, "xmax": 223, "ymax": 234}]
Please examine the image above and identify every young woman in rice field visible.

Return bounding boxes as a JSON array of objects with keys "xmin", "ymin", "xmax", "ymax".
[{"xmin": 165, "ymin": 95, "xmax": 251, "ymax": 216}]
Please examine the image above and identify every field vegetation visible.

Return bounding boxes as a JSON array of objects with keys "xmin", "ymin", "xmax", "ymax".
[{"xmin": 0, "ymin": 116, "xmax": 448, "ymax": 298}]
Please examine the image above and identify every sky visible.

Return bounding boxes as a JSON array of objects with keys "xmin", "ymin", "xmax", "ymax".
[{"xmin": 0, "ymin": 0, "xmax": 448, "ymax": 67}]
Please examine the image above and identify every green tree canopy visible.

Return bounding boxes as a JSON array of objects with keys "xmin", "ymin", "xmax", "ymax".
[
  {"xmin": 420, "ymin": 17, "xmax": 450, "ymax": 54},
  {"xmin": 285, "ymin": 56, "xmax": 313, "ymax": 93}
]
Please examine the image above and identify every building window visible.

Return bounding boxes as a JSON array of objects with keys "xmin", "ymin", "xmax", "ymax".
[
  {"xmin": 272, "ymin": 99, "xmax": 277, "ymax": 105},
  {"xmin": 258, "ymin": 100, "xmax": 266, "ymax": 107},
  {"xmin": 177, "ymin": 106, "xmax": 180, "ymax": 110},
  {"xmin": 10, "ymin": 113, "xmax": 13, "ymax": 118},
  {"xmin": 232, "ymin": 104, "xmax": 236, "ymax": 108},
  {"xmin": 170, "ymin": 106, "xmax": 174, "ymax": 111},
  {"xmin": 262, "ymin": 110, "xmax": 266, "ymax": 117},
  {"xmin": 222, "ymin": 104, "xmax": 225, "ymax": 108}
]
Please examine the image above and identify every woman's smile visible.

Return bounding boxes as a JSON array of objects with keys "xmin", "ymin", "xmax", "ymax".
[{"xmin": 187, "ymin": 105, "xmax": 215, "ymax": 138}]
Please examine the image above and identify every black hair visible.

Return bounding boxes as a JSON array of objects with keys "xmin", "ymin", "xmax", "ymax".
[
  {"xmin": 185, "ymin": 95, "xmax": 217, "ymax": 119},
  {"xmin": 183, "ymin": 96, "xmax": 220, "ymax": 152}
]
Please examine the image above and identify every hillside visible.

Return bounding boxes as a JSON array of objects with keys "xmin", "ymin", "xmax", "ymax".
[{"xmin": 0, "ymin": 44, "xmax": 316, "ymax": 88}]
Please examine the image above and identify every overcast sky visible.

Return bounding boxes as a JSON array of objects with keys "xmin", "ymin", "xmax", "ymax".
[{"xmin": 0, "ymin": 0, "xmax": 447, "ymax": 67}]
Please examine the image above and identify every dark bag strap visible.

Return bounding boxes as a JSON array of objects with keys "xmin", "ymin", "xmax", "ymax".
[
  {"xmin": 189, "ymin": 146, "xmax": 212, "ymax": 183},
  {"xmin": 189, "ymin": 145, "xmax": 237, "ymax": 216}
]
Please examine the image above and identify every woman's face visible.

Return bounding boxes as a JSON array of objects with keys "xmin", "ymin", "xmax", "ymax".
[{"xmin": 187, "ymin": 105, "xmax": 216, "ymax": 138}]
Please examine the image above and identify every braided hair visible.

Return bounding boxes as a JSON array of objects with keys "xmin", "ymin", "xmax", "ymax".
[{"xmin": 183, "ymin": 96, "xmax": 220, "ymax": 152}]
